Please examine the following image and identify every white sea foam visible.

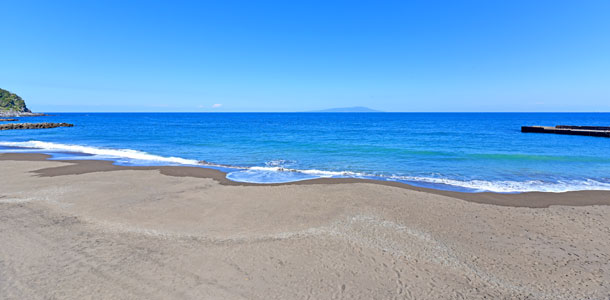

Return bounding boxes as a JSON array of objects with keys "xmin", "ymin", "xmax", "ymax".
[
  {"xmin": 384, "ymin": 175, "xmax": 610, "ymax": 193},
  {"xmin": 231, "ymin": 168, "xmax": 610, "ymax": 193},
  {"xmin": 226, "ymin": 169, "xmax": 319, "ymax": 183},
  {"xmin": 247, "ymin": 166, "xmax": 366, "ymax": 177},
  {"xmin": 2, "ymin": 140, "xmax": 610, "ymax": 193},
  {"xmin": 0, "ymin": 140, "xmax": 200, "ymax": 165}
]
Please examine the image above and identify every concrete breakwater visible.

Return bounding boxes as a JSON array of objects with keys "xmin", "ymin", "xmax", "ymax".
[
  {"xmin": 522, "ymin": 125, "xmax": 610, "ymax": 138},
  {"xmin": 0, "ymin": 123, "xmax": 74, "ymax": 130}
]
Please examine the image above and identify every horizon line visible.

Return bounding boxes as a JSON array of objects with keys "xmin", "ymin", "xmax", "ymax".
[{"xmin": 30, "ymin": 111, "xmax": 610, "ymax": 114}]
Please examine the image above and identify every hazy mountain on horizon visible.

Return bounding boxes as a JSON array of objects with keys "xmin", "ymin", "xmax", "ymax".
[{"xmin": 309, "ymin": 106, "xmax": 382, "ymax": 113}]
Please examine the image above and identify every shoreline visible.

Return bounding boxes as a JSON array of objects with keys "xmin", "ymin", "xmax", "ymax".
[
  {"xmin": 3, "ymin": 123, "xmax": 610, "ymax": 195},
  {"xmin": 2, "ymin": 152, "xmax": 609, "ymax": 208}
]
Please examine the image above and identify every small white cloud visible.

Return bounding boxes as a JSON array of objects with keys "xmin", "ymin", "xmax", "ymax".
[{"xmin": 212, "ymin": 104, "xmax": 222, "ymax": 108}]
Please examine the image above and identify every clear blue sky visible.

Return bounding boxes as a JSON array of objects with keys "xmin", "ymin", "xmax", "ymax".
[{"xmin": 1, "ymin": 0, "xmax": 609, "ymax": 112}]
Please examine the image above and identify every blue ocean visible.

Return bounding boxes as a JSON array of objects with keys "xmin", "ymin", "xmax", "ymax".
[{"xmin": 1, "ymin": 113, "xmax": 609, "ymax": 193}]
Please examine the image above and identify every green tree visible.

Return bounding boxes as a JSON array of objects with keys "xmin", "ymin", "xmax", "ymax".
[{"xmin": 0, "ymin": 88, "xmax": 31, "ymax": 112}]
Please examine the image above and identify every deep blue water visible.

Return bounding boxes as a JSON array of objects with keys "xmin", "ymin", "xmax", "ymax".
[{"xmin": 1, "ymin": 113, "xmax": 610, "ymax": 192}]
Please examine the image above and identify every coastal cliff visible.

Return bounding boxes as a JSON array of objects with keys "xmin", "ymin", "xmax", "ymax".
[
  {"xmin": 1, "ymin": 88, "xmax": 30, "ymax": 112},
  {"xmin": 0, "ymin": 88, "xmax": 44, "ymax": 117}
]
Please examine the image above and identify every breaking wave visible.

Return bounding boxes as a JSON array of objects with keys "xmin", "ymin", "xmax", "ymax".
[{"xmin": 0, "ymin": 140, "xmax": 200, "ymax": 165}]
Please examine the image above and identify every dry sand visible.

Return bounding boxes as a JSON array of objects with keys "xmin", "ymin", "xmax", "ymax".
[{"xmin": 1, "ymin": 153, "xmax": 609, "ymax": 299}]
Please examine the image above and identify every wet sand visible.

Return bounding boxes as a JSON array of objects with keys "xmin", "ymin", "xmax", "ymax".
[{"xmin": 1, "ymin": 153, "xmax": 609, "ymax": 299}]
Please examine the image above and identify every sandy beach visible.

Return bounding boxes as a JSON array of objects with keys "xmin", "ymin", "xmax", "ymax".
[{"xmin": 1, "ymin": 153, "xmax": 609, "ymax": 299}]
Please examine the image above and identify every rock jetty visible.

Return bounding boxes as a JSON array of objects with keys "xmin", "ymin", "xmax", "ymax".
[
  {"xmin": 0, "ymin": 111, "xmax": 47, "ymax": 117},
  {"xmin": 0, "ymin": 118, "xmax": 18, "ymax": 121},
  {"xmin": 522, "ymin": 125, "xmax": 610, "ymax": 138},
  {"xmin": 0, "ymin": 123, "xmax": 74, "ymax": 130}
]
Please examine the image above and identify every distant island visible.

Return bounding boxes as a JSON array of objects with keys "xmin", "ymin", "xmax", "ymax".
[
  {"xmin": 0, "ymin": 88, "xmax": 44, "ymax": 117},
  {"xmin": 309, "ymin": 106, "xmax": 382, "ymax": 113}
]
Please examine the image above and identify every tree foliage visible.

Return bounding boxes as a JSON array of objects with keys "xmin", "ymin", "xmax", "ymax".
[{"xmin": 0, "ymin": 88, "xmax": 30, "ymax": 112}]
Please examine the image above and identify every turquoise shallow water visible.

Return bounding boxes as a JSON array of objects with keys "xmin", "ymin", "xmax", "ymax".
[{"xmin": 1, "ymin": 113, "xmax": 609, "ymax": 192}]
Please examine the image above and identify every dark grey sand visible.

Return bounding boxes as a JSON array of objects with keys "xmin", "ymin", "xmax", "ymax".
[{"xmin": 1, "ymin": 153, "xmax": 609, "ymax": 299}]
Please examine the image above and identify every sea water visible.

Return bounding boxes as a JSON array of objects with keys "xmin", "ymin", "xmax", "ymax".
[{"xmin": 1, "ymin": 113, "xmax": 609, "ymax": 193}]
